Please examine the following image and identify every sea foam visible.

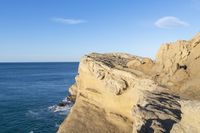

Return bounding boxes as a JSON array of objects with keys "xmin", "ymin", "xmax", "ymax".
[{"xmin": 48, "ymin": 97, "xmax": 73, "ymax": 114}]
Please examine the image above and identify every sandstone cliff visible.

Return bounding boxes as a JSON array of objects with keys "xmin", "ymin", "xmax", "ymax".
[{"xmin": 57, "ymin": 33, "xmax": 200, "ymax": 133}]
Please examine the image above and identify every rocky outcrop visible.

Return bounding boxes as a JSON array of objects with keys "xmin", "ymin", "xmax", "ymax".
[{"xmin": 57, "ymin": 33, "xmax": 200, "ymax": 133}]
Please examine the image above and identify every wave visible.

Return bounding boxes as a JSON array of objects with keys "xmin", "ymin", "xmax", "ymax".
[
  {"xmin": 26, "ymin": 110, "xmax": 39, "ymax": 116},
  {"xmin": 48, "ymin": 97, "xmax": 73, "ymax": 114},
  {"xmin": 48, "ymin": 105, "xmax": 71, "ymax": 113},
  {"xmin": 55, "ymin": 123, "xmax": 60, "ymax": 128}
]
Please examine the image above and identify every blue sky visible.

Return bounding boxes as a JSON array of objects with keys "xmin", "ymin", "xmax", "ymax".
[{"xmin": 0, "ymin": 0, "xmax": 200, "ymax": 62}]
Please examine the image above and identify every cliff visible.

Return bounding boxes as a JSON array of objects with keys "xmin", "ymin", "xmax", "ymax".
[{"xmin": 57, "ymin": 33, "xmax": 200, "ymax": 133}]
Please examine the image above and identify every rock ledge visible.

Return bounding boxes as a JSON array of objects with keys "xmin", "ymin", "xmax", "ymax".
[{"xmin": 57, "ymin": 33, "xmax": 200, "ymax": 133}]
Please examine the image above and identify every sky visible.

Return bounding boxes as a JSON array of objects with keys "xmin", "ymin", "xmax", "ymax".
[{"xmin": 0, "ymin": 0, "xmax": 200, "ymax": 62}]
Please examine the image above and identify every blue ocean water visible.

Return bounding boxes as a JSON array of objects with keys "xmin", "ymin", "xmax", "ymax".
[{"xmin": 0, "ymin": 63, "xmax": 79, "ymax": 133}]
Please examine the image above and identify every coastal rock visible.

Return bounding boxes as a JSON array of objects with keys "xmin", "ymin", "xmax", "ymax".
[
  {"xmin": 57, "ymin": 33, "xmax": 200, "ymax": 133},
  {"xmin": 58, "ymin": 102, "xmax": 67, "ymax": 107},
  {"xmin": 171, "ymin": 100, "xmax": 200, "ymax": 133}
]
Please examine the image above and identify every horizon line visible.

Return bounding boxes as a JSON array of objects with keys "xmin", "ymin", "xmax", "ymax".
[{"xmin": 0, "ymin": 61, "xmax": 79, "ymax": 63}]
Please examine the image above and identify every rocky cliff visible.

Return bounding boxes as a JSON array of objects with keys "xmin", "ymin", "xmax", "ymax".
[{"xmin": 57, "ymin": 33, "xmax": 200, "ymax": 133}]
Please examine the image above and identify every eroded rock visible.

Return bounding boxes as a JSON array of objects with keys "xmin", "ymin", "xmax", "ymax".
[{"xmin": 57, "ymin": 33, "xmax": 200, "ymax": 133}]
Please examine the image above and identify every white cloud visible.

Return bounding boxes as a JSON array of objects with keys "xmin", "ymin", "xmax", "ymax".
[
  {"xmin": 52, "ymin": 18, "xmax": 86, "ymax": 25},
  {"xmin": 155, "ymin": 16, "xmax": 189, "ymax": 29}
]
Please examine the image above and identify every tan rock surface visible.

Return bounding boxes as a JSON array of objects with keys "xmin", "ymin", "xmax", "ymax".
[{"xmin": 57, "ymin": 33, "xmax": 200, "ymax": 133}]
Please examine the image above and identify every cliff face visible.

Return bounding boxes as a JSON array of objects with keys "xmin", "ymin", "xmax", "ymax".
[{"xmin": 57, "ymin": 33, "xmax": 200, "ymax": 133}]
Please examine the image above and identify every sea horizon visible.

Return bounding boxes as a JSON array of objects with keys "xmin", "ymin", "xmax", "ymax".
[
  {"xmin": 0, "ymin": 61, "xmax": 79, "ymax": 63},
  {"xmin": 0, "ymin": 62, "xmax": 79, "ymax": 133}
]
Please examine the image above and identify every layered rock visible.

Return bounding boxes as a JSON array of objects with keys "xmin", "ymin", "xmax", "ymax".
[
  {"xmin": 57, "ymin": 33, "xmax": 200, "ymax": 133},
  {"xmin": 153, "ymin": 33, "xmax": 200, "ymax": 100}
]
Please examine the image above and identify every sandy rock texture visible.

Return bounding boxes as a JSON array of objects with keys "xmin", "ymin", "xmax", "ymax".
[{"xmin": 57, "ymin": 33, "xmax": 200, "ymax": 133}]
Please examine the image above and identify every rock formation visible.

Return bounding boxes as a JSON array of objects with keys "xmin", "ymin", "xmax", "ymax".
[{"xmin": 57, "ymin": 33, "xmax": 200, "ymax": 133}]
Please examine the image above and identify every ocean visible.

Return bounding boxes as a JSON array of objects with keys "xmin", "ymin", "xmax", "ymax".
[{"xmin": 0, "ymin": 63, "xmax": 79, "ymax": 133}]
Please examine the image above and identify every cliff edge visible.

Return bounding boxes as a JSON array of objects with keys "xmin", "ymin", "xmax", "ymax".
[{"xmin": 57, "ymin": 33, "xmax": 200, "ymax": 133}]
